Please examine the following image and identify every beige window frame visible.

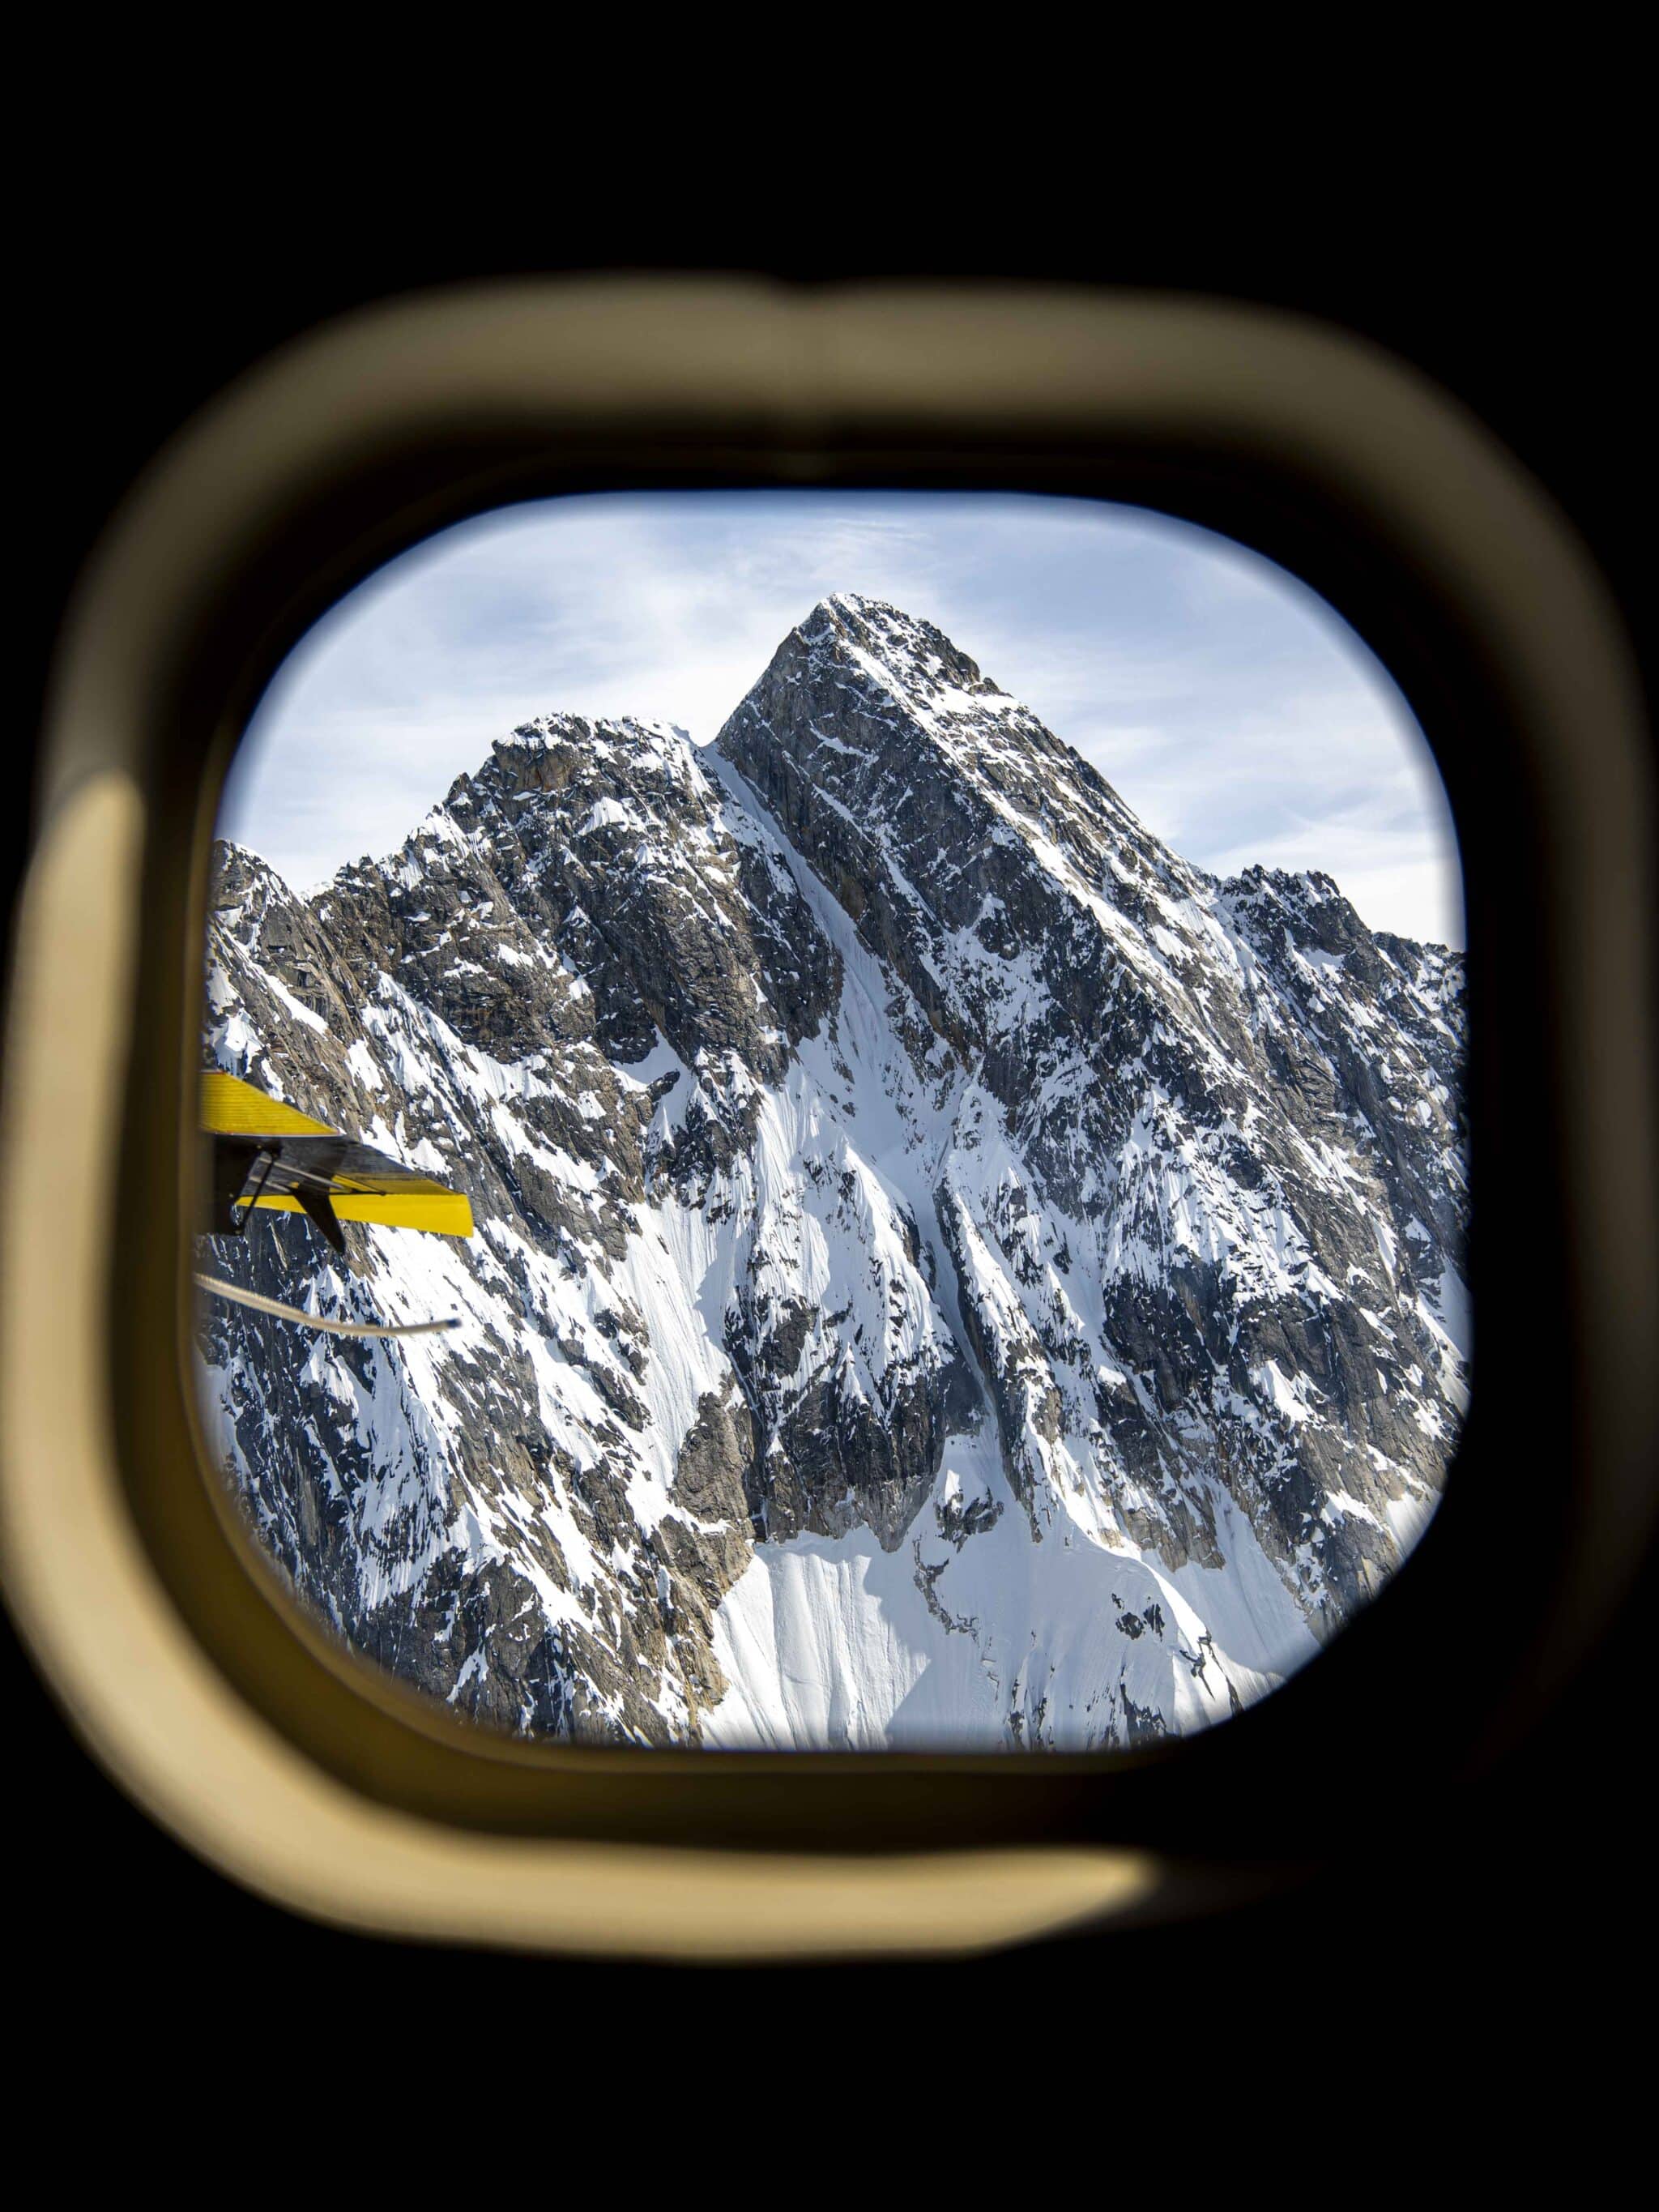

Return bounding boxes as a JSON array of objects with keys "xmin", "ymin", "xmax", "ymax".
[{"xmin": 2, "ymin": 280, "xmax": 1653, "ymax": 1961}]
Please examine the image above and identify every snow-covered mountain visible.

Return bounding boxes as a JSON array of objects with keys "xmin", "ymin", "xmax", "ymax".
[{"xmin": 195, "ymin": 594, "xmax": 1469, "ymax": 1749}]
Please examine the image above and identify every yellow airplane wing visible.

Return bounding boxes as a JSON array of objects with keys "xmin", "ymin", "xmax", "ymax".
[{"xmin": 201, "ymin": 1070, "xmax": 475, "ymax": 1246}]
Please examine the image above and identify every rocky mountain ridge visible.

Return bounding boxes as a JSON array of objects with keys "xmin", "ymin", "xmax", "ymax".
[{"xmin": 196, "ymin": 593, "xmax": 1468, "ymax": 1748}]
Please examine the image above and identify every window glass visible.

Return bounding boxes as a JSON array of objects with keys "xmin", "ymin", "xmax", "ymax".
[{"xmin": 195, "ymin": 492, "xmax": 1468, "ymax": 1749}]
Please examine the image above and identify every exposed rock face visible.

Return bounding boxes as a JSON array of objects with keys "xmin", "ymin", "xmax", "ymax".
[{"xmin": 196, "ymin": 595, "xmax": 1468, "ymax": 1748}]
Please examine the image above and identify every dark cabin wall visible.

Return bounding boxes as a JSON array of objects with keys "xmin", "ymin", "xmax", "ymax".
[{"xmin": 7, "ymin": 138, "xmax": 1651, "ymax": 2117}]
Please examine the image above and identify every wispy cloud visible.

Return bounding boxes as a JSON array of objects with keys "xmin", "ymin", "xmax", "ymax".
[{"xmin": 224, "ymin": 490, "xmax": 1464, "ymax": 946}]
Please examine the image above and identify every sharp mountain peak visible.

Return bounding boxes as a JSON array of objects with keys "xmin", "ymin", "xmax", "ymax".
[{"xmin": 195, "ymin": 590, "xmax": 1468, "ymax": 1753}]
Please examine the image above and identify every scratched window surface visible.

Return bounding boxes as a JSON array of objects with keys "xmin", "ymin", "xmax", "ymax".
[{"xmin": 194, "ymin": 491, "xmax": 1468, "ymax": 1749}]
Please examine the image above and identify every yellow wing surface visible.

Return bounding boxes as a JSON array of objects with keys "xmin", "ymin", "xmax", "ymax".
[{"xmin": 201, "ymin": 1071, "xmax": 475, "ymax": 1238}]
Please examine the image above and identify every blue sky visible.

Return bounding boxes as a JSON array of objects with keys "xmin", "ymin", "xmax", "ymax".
[{"xmin": 222, "ymin": 490, "xmax": 1465, "ymax": 946}]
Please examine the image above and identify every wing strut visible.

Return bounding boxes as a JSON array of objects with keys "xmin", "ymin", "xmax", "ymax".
[
  {"xmin": 194, "ymin": 1274, "xmax": 460, "ymax": 1339},
  {"xmin": 292, "ymin": 1180, "xmax": 347, "ymax": 1255}
]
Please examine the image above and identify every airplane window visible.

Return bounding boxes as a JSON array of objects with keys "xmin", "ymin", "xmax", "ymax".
[{"xmin": 194, "ymin": 491, "xmax": 1469, "ymax": 1750}]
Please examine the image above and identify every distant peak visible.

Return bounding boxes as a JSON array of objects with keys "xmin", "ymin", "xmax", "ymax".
[
  {"xmin": 484, "ymin": 712, "xmax": 698, "ymax": 788},
  {"xmin": 814, "ymin": 590, "xmax": 902, "ymax": 626},
  {"xmin": 804, "ymin": 590, "xmax": 946, "ymax": 642},
  {"xmin": 209, "ymin": 836, "xmax": 286, "ymax": 887},
  {"xmin": 502, "ymin": 710, "xmax": 684, "ymax": 749},
  {"xmin": 789, "ymin": 594, "xmax": 1000, "ymax": 702}
]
